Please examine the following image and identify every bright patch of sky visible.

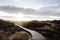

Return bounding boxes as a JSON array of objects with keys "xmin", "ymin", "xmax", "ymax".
[{"xmin": 0, "ymin": 11, "xmax": 60, "ymax": 21}]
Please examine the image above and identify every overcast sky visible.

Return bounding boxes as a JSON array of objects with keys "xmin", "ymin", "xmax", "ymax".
[
  {"xmin": 0, "ymin": 0, "xmax": 60, "ymax": 9},
  {"xmin": 0, "ymin": 0, "xmax": 60, "ymax": 21}
]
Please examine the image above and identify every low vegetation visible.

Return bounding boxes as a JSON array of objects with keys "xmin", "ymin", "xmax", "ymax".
[
  {"xmin": 0, "ymin": 19, "xmax": 32, "ymax": 40},
  {"xmin": 20, "ymin": 20, "xmax": 60, "ymax": 40},
  {"xmin": 0, "ymin": 19, "xmax": 60, "ymax": 40}
]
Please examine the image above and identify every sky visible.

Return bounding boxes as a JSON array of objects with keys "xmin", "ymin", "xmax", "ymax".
[
  {"xmin": 0, "ymin": 0, "xmax": 60, "ymax": 9},
  {"xmin": 0, "ymin": 0, "xmax": 60, "ymax": 21}
]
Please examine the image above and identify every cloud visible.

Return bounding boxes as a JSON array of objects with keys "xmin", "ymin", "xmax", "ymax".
[
  {"xmin": 36, "ymin": 4, "xmax": 60, "ymax": 16},
  {"xmin": 0, "ymin": 0, "xmax": 60, "ymax": 21},
  {"xmin": 0, "ymin": 4, "xmax": 60, "ymax": 16},
  {"xmin": 0, "ymin": 4, "xmax": 60, "ymax": 20},
  {"xmin": 0, "ymin": 5, "xmax": 37, "ymax": 15},
  {"xmin": 0, "ymin": 6, "xmax": 25, "ymax": 13}
]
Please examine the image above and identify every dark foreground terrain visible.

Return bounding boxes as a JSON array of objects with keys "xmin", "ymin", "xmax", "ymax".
[
  {"xmin": 21, "ymin": 20, "xmax": 60, "ymax": 40},
  {"xmin": 0, "ymin": 19, "xmax": 60, "ymax": 40},
  {"xmin": 0, "ymin": 19, "xmax": 32, "ymax": 40}
]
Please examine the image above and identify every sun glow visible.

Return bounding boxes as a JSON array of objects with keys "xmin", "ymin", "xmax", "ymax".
[
  {"xmin": 14, "ymin": 13, "xmax": 25, "ymax": 21},
  {"xmin": 0, "ymin": 11, "xmax": 50, "ymax": 21},
  {"xmin": 0, "ymin": 11, "xmax": 24, "ymax": 21},
  {"xmin": 1, "ymin": 11, "xmax": 59, "ymax": 21},
  {"xmin": 0, "ymin": 11, "xmax": 35, "ymax": 21}
]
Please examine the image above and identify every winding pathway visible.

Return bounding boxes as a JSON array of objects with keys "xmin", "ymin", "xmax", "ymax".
[{"xmin": 15, "ymin": 24, "xmax": 46, "ymax": 40}]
